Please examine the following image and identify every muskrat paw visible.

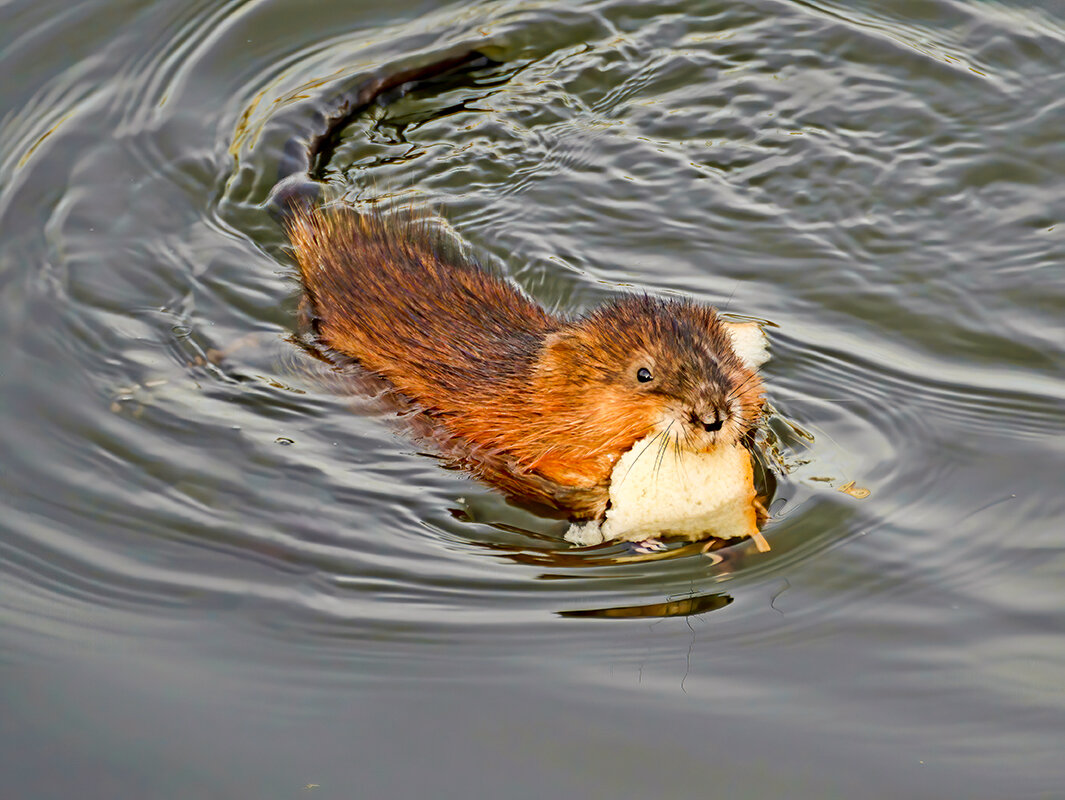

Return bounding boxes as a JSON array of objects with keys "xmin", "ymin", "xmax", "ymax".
[{"xmin": 628, "ymin": 538, "xmax": 667, "ymax": 554}]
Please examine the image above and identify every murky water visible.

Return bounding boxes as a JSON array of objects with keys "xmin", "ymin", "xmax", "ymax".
[{"xmin": 2, "ymin": 0, "xmax": 1064, "ymax": 797}]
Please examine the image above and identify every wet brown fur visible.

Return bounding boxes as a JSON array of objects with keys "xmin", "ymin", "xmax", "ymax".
[{"xmin": 286, "ymin": 206, "xmax": 764, "ymax": 518}]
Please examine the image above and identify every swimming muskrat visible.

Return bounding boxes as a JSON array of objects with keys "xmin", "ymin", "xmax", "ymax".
[{"xmin": 272, "ymin": 48, "xmax": 765, "ymax": 519}]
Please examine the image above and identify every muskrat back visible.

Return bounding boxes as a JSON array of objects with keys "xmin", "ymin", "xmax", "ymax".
[
  {"xmin": 288, "ymin": 209, "xmax": 557, "ymax": 390},
  {"xmin": 286, "ymin": 206, "xmax": 764, "ymax": 518}
]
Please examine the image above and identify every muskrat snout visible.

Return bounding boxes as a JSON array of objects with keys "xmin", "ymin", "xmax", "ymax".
[
  {"xmin": 689, "ymin": 409, "xmax": 724, "ymax": 433},
  {"xmin": 676, "ymin": 382, "xmax": 752, "ymax": 448}
]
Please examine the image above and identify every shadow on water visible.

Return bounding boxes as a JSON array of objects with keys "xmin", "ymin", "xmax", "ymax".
[{"xmin": 559, "ymin": 591, "xmax": 733, "ymax": 619}]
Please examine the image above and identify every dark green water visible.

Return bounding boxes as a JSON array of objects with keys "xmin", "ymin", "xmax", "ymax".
[{"xmin": 2, "ymin": 1, "xmax": 1064, "ymax": 797}]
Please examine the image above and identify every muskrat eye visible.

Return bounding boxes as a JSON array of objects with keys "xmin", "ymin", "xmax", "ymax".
[{"xmin": 636, "ymin": 367, "xmax": 653, "ymax": 383}]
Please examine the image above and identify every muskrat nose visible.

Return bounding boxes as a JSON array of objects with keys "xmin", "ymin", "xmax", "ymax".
[{"xmin": 689, "ymin": 410, "xmax": 724, "ymax": 433}]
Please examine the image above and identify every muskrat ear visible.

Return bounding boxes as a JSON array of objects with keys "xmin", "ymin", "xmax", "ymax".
[
  {"xmin": 540, "ymin": 330, "xmax": 588, "ymax": 374},
  {"xmin": 543, "ymin": 330, "xmax": 578, "ymax": 355},
  {"xmin": 722, "ymin": 322, "xmax": 770, "ymax": 371}
]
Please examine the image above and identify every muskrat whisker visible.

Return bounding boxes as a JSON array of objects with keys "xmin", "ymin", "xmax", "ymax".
[
  {"xmin": 671, "ymin": 431, "xmax": 690, "ymax": 487},
  {"xmin": 618, "ymin": 426, "xmax": 672, "ymax": 487},
  {"xmin": 652, "ymin": 422, "xmax": 674, "ymax": 484},
  {"xmin": 720, "ymin": 282, "xmax": 739, "ymax": 313},
  {"xmin": 726, "ymin": 372, "xmax": 762, "ymax": 403},
  {"xmin": 687, "ymin": 423, "xmax": 700, "ymax": 450}
]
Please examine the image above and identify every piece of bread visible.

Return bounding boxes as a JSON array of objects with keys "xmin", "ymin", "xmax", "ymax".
[
  {"xmin": 723, "ymin": 321, "xmax": 770, "ymax": 371},
  {"xmin": 566, "ymin": 441, "xmax": 763, "ymax": 547}
]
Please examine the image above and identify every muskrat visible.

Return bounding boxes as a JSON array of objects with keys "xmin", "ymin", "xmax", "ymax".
[{"xmin": 272, "ymin": 49, "xmax": 765, "ymax": 519}]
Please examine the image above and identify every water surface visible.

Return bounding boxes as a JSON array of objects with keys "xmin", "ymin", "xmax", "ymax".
[{"xmin": 2, "ymin": 0, "xmax": 1064, "ymax": 797}]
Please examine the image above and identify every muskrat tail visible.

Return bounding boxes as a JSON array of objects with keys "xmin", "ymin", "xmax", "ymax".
[{"xmin": 267, "ymin": 46, "xmax": 497, "ymax": 220}]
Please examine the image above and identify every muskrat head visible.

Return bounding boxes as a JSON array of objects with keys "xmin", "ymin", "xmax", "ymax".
[{"xmin": 540, "ymin": 295, "xmax": 764, "ymax": 455}]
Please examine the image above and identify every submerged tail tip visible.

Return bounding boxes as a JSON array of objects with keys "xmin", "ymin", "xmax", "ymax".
[{"xmin": 266, "ymin": 174, "xmax": 321, "ymax": 223}]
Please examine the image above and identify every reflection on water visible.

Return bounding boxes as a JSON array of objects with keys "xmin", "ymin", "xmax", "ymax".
[
  {"xmin": 559, "ymin": 591, "xmax": 733, "ymax": 619},
  {"xmin": 2, "ymin": 0, "xmax": 1065, "ymax": 797}
]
